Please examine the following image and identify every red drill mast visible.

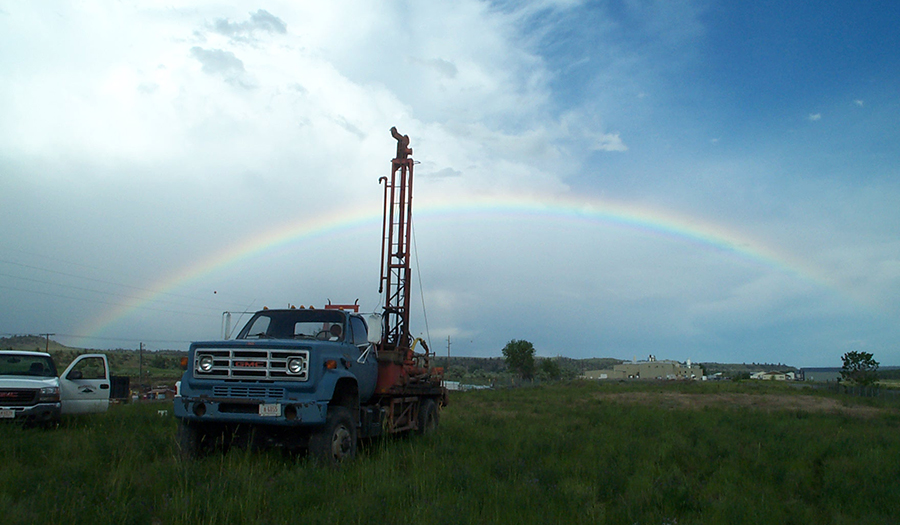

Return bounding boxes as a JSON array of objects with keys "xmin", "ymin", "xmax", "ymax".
[
  {"xmin": 375, "ymin": 127, "xmax": 440, "ymax": 393},
  {"xmin": 378, "ymin": 126, "xmax": 415, "ymax": 352}
]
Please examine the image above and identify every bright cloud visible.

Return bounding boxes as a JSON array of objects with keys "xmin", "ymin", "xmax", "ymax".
[{"xmin": 1, "ymin": 0, "xmax": 898, "ymax": 367}]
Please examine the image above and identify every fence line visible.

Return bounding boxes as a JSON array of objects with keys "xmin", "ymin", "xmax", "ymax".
[{"xmin": 820, "ymin": 382, "xmax": 900, "ymax": 401}]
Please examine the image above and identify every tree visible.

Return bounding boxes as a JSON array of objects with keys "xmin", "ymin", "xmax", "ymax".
[
  {"xmin": 840, "ymin": 351, "xmax": 879, "ymax": 386},
  {"xmin": 537, "ymin": 358, "xmax": 562, "ymax": 381},
  {"xmin": 502, "ymin": 339, "xmax": 535, "ymax": 380},
  {"xmin": 151, "ymin": 355, "xmax": 168, "ymax": 369}
]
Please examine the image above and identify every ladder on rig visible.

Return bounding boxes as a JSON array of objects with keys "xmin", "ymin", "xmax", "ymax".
[{"xmin": 379, "ymin": 127, "xmax": 415, "ymax": 353}]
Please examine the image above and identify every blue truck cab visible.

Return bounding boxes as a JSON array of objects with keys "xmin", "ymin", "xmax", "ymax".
[{"xmin": 174, "ymin": 307, "xmax": 381, "ymax": 462}]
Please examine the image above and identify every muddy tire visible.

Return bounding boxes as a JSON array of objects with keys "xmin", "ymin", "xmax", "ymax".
[
  {"xmin": 309, "ymin": 406, "xmax": 356, "ymax": 465},
  {"xmin": 417, "ymin": 398, "xmax": 439, "ymax": 435},
  {"xmin": 177, "ymin": 420, "xmax": 206, "ymax": 460}
]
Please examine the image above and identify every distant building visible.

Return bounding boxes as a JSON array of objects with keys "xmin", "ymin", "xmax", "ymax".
[
  {"xmin": 147, "ymin": 386, "xmax": 176, "ymax": 400},
  {"xmin": 801, "ymin": 367, "xmax": 842, "ymax": 382},
  {"xmin": 442, "ymin": 380, "xmax": 493, "ymax": 391},
  {"xmin": 751, "ymin": 371, "xmax": 789, "ymax": 381},
  {"xmin": 583, "ymin": 355, "xmax": 701, "ymax": 381}
]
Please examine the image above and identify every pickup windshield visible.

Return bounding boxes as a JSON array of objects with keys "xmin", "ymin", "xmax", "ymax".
[
  {"xmin": 238, "ymin": 310, "xmax": 346, "ymax": 341},
  {"xmin": 0, "ymin": 354, "xmax": 58, "ymax": 377}
]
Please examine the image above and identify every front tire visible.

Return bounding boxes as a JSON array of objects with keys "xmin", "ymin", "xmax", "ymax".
[
  {"xmin": 309, "ymin": 406, "xmax": 356, "ymax": 465},
  {"xmin": 177, "ymin": 420, "xmax": 208, "ymax": 459}
]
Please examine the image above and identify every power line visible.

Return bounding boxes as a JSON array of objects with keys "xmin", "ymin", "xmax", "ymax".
[
  {"xmin": 0, "ymin": 283, "xmax": 214, "ymax": 319},
  {"xmin": 0, "ymin": 253, "xmax": 254, "ymax": 319},
  {"xmin": 0, "ymin": 271, "xmax": 228, "ymax": 315},
  {"xmin": 54, "ymin": 333, "xmax": 193, "ymax": 344},
  {"xmin": 0, "ymin": 255, "xmax": 246, "ymax": 307},
  {"xmin": 1, "ymin": 332, "xmax": 194, "ymax": 347}
]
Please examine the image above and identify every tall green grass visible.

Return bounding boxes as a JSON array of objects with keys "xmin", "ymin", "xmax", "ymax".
[{"xmin": 1, "ymin": 381, "xmax": 898, "ymax": 524}]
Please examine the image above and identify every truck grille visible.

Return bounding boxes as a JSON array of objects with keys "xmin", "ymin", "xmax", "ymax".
[
  {"xmin": 0, "ymin": 389, "xmax": 38, "ymax": 406},
  {"xmin": 193, "ymin": 348, "xmax": 310, "ymax": 381},
  {"xmin": 212, "ymin": 386, "xmax": 285, "ymax": 398}
]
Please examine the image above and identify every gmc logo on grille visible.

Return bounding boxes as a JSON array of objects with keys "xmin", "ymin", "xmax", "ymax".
[{"xmin": 234, "ymin": 361, "xmax": 265, "ymax": 368}]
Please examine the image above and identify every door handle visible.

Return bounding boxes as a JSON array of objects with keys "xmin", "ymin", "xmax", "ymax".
[{"xmin": 100, "ymin": 384, "xmax": 110, "ymax": 390}]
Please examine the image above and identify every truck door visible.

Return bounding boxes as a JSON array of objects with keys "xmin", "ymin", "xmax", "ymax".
[
  {"xmin": 349, "ymin": 316, "xmax": 378, "ymax": 400},
  {"xmin": 60, "ymin": 354, "xmax": 111, "ymax": 414}
]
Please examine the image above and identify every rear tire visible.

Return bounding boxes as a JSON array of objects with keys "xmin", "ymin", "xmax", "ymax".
[
  {"xmin": 417, "ymin": 398, "xmax": 439, "ymax": 435},
  {"xmin": 309, "ymin": 406, "xmax": 356, "ymax": 465}
]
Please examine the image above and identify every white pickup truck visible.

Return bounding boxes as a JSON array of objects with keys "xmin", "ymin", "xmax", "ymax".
[{"xmin": 0, "ymin": 351, "xmax": 111, "ymax": 426}]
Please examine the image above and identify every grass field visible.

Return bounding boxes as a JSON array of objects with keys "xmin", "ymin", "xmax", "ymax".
[{"xmin": 1, "ymin": 380, "xmax": 898, "ymax": 524}]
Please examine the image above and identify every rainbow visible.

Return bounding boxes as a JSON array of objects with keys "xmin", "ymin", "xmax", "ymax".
[
  {"xmin": 82, "ymin": 203, "xmax": 382, "ymax": 339},
  {"xmin": 83, "ymin": 193, "xmax": 839, "ymax": 339},
  {"xmin": 421, "ymin": 193, "xmax": 831, "ymax": 285}
]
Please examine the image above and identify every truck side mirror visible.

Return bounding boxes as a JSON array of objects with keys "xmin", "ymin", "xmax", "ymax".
[
  {"xmin": 367, "ymin": 314, "xmax": 383, "ymax": 344},
  {"xmin": 67, "ymin": 370, "xmax": 83, "ymax": 380}
]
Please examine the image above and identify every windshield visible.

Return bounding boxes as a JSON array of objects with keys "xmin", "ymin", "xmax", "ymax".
[
  {"xmin": 0, "ymin": 354, "xmax": 58, "ymax": 377},
  {"xmin": 237, "ymin": 310, "xmax": 346, "ymax": 341}
]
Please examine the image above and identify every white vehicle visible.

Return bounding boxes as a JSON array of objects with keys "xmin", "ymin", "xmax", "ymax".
[{"xmin": 0, "ymin": 351, "xmax": 111, "ymax": 425}]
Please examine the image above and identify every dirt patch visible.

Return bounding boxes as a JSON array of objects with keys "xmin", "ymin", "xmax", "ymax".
[{"xmin": 594, "ymin": 391, "xmax": 892, "ymax": 418}]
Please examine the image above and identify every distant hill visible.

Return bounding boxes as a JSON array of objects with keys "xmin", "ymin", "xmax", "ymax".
[
  {"xmin": 1, "ymin": 335, "xmax": 187, "ymax": 385},
  {"xmin": 570, "ymin": 357, "xmax": 626, "ymax": 371},
  {"xmin": 431, "ymin": 355, "xmax": 625, "ymax": 382},
  {"xmin": 0, "ymin": 335, "xmax": 75, "ymax": 352},
  {"xmin": 5, "ymin": 335, "xmax": 822, "ymax": 384}
]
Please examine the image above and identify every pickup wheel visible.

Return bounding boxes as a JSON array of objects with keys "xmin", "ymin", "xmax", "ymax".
[
  {"xmin": 417, "ymin": 398, "xmax": 439, "ymax": 435},
  {"xmin": 309, "ymin": 406, "xmax": 356, "ymax": 465}
]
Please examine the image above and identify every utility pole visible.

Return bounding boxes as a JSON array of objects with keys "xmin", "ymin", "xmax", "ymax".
[
  {"xmin": 447, "ymin": 335, "xmax": 451, "ymax": 361},
  {"xmin": 40, "ymin": 333, "xmax": 55, "ymax": 353},
  {"xmin": 139, "ymin": 342, "xmax": 144, "ymax": 392}
]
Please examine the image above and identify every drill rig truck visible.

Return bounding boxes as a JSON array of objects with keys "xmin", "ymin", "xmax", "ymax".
[{"xmin": 174, "ymin": 128, "xmax": 447, "ymax": 464}]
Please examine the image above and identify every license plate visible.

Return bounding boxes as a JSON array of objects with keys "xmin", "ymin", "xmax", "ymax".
[
  {"xmin": 258, "ymin": 403, "xmax": 281, "ymax": 417},
  {"xmin": 0, "ymin": 410, "xmax": 15, "ymax": 419}
]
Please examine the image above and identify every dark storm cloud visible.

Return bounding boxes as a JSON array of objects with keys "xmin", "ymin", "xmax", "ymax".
[{"xmin": 211, "ymin": 9, "xmax": 287, "ymax": 42}]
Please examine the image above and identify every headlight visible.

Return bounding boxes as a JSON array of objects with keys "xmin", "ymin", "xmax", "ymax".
[
  {"xmin": 39, "ymin": 386, "xmax": 60, "ymax": 402},
  {"xmin": 197, "ymin": 355, "xmax": 214, "ymax": 373},
  {"xmin": 287, "ymin": 357, "xmax": 305, "ymax": 375}
]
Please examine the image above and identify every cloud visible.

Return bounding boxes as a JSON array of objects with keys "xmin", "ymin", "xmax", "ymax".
[
  {"xmin": 408, "ymin": 57, "xmax": 459, "ymax": 78},
  {"xmin": 1, "ymin": 1, "xmax": 898, "ymax": 367},
  {"xmin": 137, "ymin": 81, "xmax": 158, "ymax": 94},
  {"xmin": 190, "ymin": 46, "xmax": 244, "ymax": 75},
  {"xmin": 211, "ymin": 9, "xmax": 287, "ymax": 42},
  {"xmin": 424, "ymin": 167, "xmax": 462, "ymax": 179},
  {"xmin": 189, "ymin": 47, "xmax": 254, "ymax": 88},
  {"xmin": 591, "ymin": 132, "xmax": 627, "ymax": 152},
  {"xmin": 808, "ymin": 113, "xmax": 822, "ymax": 121},
  {"xmin": 333, "ymin": 116, "xmax": 366, "ymax": 140},
  {"xmin": 854, "ymin": 99, "xmax": 864, "ymax": 107},
  {"xmin": 557, "ymin": 111, "xmax": 627, "ymax": 155}
]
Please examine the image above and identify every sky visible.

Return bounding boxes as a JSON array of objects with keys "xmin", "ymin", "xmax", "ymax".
[{"xmin": 1, "ymin": 1, "xmax": 898, "ymax": 367}]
